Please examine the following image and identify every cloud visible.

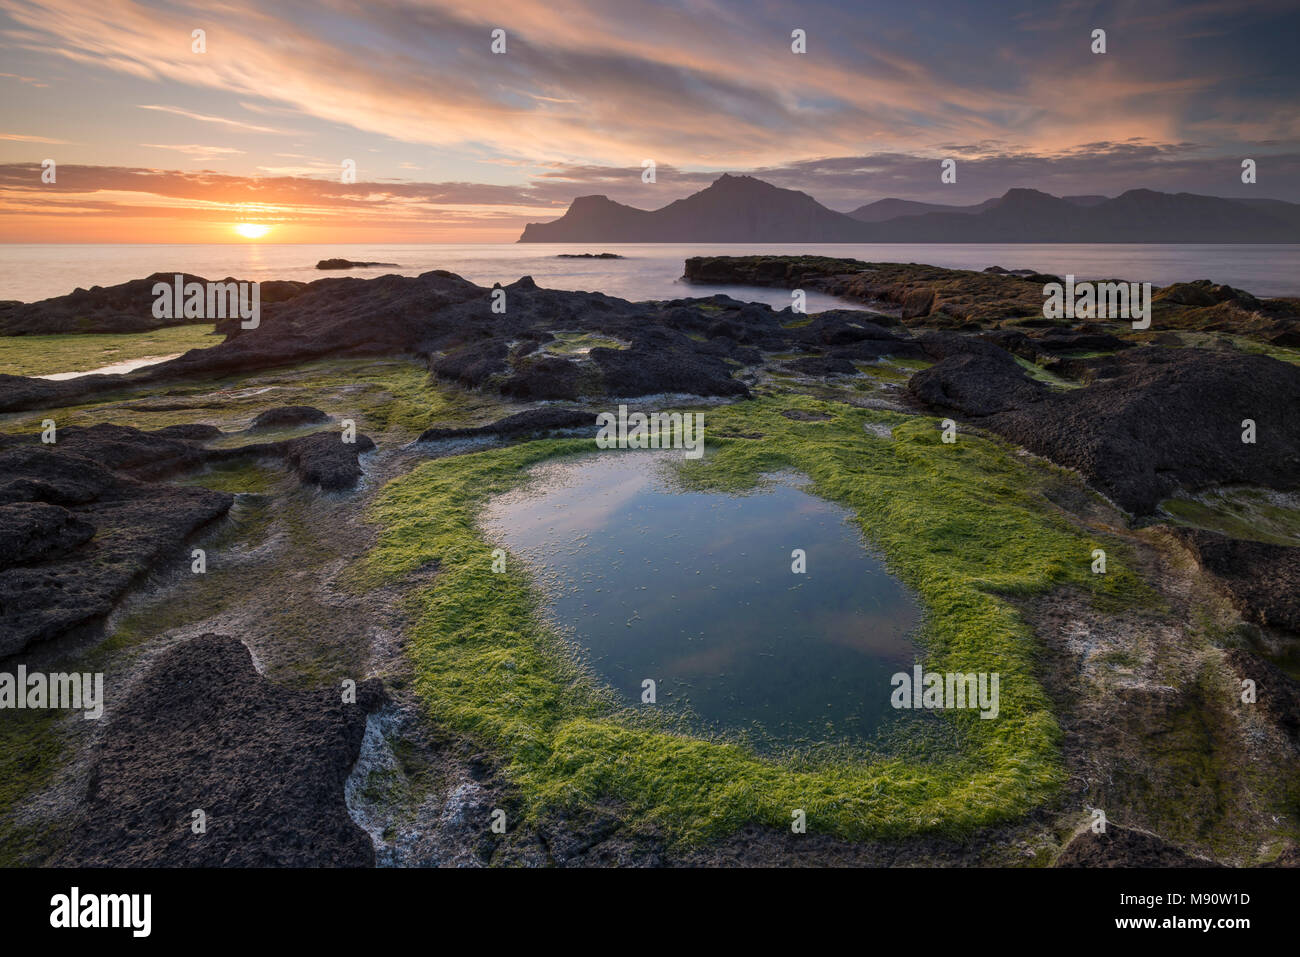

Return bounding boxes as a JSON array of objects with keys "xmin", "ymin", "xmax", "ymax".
[
  {"xmin": 1, "ymin": 0, "xmax": 1293, "ymax": 172},
  {"xmin": 0, "ymin": 71, "xmax": 48, "ymax": 87},
  {"xmin": 141, "ymin": 143, "xmax": 247, "ymax": 158},
  {"xmin": 0, "ymin": 133, "xmax": 73, "ymax": 144},
  {"xmin": 136, "ymin": 105, "xmax": 288, "ymax": 135}
]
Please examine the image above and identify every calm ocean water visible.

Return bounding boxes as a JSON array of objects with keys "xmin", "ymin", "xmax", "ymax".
[{"xmin": 2, "ymin": 243, "xmax": 1298, "ymax": 305}]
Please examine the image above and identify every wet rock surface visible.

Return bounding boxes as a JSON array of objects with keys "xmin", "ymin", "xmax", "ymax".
[{"xmin": 54, "ymin": 633, "xmax": 383, "ymax": 867}]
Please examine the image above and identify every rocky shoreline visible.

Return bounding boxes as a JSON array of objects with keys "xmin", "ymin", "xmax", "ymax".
[{"xmin": 2, "ymin": 256, "xmax": 1298, "ymax": 868}]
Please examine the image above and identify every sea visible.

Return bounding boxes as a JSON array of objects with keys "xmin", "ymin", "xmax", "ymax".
[{"xmin": 2, "ymin": 243, "xmax": 1298, "ymax": 306}]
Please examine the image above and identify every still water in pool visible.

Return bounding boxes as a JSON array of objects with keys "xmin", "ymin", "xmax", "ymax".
[{"xmin": 481, "ymin": 451, "xmax": 924, "ymax": 750}]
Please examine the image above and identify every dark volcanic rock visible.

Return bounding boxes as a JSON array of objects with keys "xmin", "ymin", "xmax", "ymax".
[
  {"xmin": 500, "ymin": 355, "xmax": 584, "ymax": 400},
  {"xmin": 909, "ymin": 346, "xmax": 1300, "ymax": 514},
  {"xmin": 1054, "ymin": 824, "xmax": 1219, "ymax": 867},
  {"xmin": 0, "ymin": 270, "xmax": 763, "ymax": 413},
  {"xmin": 419, "ymin": 407, "xmax": 592, "ymax": 442},
  {"xmin": 2, "ymin": 421, "xmax": 375, "ymax": 492},
  {"xmin": 1172, "ymin": 528, "xmax": 1300, "ymax": 632},
  {"xmin": 0, "ymin": 501, "xmax": 95, "ymax": 566},
  {"xmin": 249, "ymin": 406, "xmax": 331, "ymax": 430},
  {"xmin": 787, "ymin": 354, "xmax": 858, "ymax": 376},
  {"xmin": 55, "ymin": 633, "xmax": 382, "ymax": 867},
  {"xmin": 316, "ymin": 258, "xmax": 399, "ymax": 269},
  {"xmin": 0, "ymin": 416, "xmax": 377, "ymax": 654},
  {"xmin": 432, "ymin": 340, "xmax": 510, "ymax": 389},
  {"xmin": 150, "ymin": 424, "xmax": 223, "ymax": 441},
  {"xmin": 0, "ymin": 273, "xmax": 236, "ymax": 335},
  {"xmin": 589, "ymin": 331, "xmax": 750, "ymax": 399},
  {"xmin": 280, "ymin": 432, "xmax": 376, "ymax": 491},
  {"xmin": 0, "ymin": 446, "xmax": 233, "ymax": 656},
  {"xmin": 49, "ymin": 424, "xmax": 213, "ymax": 480},
  {"xmin": 909, "ymin": 350, "xmax": 1047, "ymax": 417}
]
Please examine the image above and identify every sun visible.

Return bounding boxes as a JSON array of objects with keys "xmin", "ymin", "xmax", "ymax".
[{"xmin": 234, "ymin": 223, "xmax": 270, "ymax": 239}]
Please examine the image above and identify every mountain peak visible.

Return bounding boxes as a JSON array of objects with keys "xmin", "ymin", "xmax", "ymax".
[{"xmin": 519, "ymin": 176, "xmax": 1300, "ymax": 243}]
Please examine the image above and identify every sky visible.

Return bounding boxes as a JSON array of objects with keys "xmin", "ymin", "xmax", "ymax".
[{"xmin": 1, "ymin": 0, "xmax": 1298, "ymax": 242}]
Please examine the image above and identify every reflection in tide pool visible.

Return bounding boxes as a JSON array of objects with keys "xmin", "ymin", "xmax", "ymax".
[{"xmin": 481, "ymin": 451, "xmax": 924, "ymax": 750}]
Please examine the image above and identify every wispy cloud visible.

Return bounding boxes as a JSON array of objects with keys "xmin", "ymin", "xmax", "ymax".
[
  {"xmin": 141, "ymin": 143, "xmax": 247, "ymax": 158},
  {"xmin": 136, "ymin": 105, "xmax": 287, "ymax": 135},
  {"xmin": 0, "ymin": 133, "xmax": 73, "ymax": 144}
]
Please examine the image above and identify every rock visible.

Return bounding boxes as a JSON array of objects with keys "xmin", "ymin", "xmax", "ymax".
[
  {"xmin": 280, "ymin": 432, "xmax": 376, "ymax": 491},
  {"xmin": 909, "ymin": 345, "xmax": 1300, "ymax": 514},
  {"xmin": 1171, "ymin": 528, "xmax": 1300, "ymax": 632},
  {"xmin": 44, "ymin": 423, "xmax": 212, "ymax": 480},
  {"xmin": 0, "ymin": 446, "xmax": 233, "ymax": 656},
  {"xmin": 0, "ymin": 273, "xmax": 236, "ymax": 335},
  {"xmin": 316, "ymin": 258, "xmax": 400, "ymax": 269},
  {"xmin": 589, "ymin": 330, "xmax": 751, "ymax": 399},
  {"xmin": 787, "ymin": 355, "xmax": 858, "ymax": 376},
  {"xmin": 432, "ymin": 340, "xmax": 510, "ymax": 389},
  {"xmin": 419, "ymin": 408, "xmax": 593, "ymax": 443},
  {"xmin": 55, "ymin": 634, "xmax": 382, "ymax": 867},
  {"xmin": 909, "ymin": 351, "xmax": 1047, "ymax": 417},
  {"xmin": 1054, "ymin": 823, "xmax": 1219, "ymax": 867},
  {"xmin": 150, "ymin": 424, "xmax": 223, "ymax": 441},
  {"xmin": 0, "ymin": 501, "xmax": 95, "ymax": 566},
  {"xmin": 249, "ymin": 406, "xmax": 331, "ymax": 430},
  {"xmin": 500, "ymin": 355, "xmax": 584, "ymax": 400}
]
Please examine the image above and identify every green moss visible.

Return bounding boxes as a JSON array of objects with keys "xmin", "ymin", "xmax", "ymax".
[
  {"xmin": 1161, "ymin": 488, "xmax": 1300, "ymax": 546},
  {"xmin": 364, "ymin": 396, "xmax": 1149, "ymax": 844},
  {"xmin": 1, "ymin": 357, "xmax": 506, "ymax": 444},
  {"xmin": 0, "ymin": 325, "xmax": 218, "ymax": 377},
  {"xmin": 1014, "ymin": 356, "xmax": 1083, "ymax": 390},
  {"xmin": 544, "ymin": 332, "xmax": 628, "ymax": 355},
  {"xmin": 172, "ymin": 461, "xmax": 282, "ymax": 494},
  {"xmin": 0, "ymin": 708, "xmax": 65, "ymax": 866}
]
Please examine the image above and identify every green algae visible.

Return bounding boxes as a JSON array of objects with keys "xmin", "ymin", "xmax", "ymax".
[
  {"xmin": 1161, "ymin": 487, "xmax": 1300, "ymax": 546},
  {"xmin": 0, "ymin": 325, "xmax": 219, "ymax": 377},
  {"xmin": 544, "ymin": 331, "xmax": 629, "ymax": 355},
  {"xmin": 364, "ymin": 396, "xmax": 1150, "ymax": 844},
  {"xmin": 0, "ymin": 357, "xmax": 506, "ymax": 445}
]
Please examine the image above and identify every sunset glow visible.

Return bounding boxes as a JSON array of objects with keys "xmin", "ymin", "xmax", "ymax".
[{"xmin": 0, "ymin": 0, "xmax": 1297, "ymax": 243}]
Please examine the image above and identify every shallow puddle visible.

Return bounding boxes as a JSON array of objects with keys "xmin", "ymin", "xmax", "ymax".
[
  {"xmin": 36, "ymin": 354, "xmax": 181, "ymax": 380},
  {"xmin": 482, "ymin": 451, "xmax": 923, "ymax": 750}
]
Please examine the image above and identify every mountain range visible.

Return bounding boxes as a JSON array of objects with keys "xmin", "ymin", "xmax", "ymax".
[{"xmin": 517, "ymin": 173, "xmax": 1300, "ymax": 243}]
